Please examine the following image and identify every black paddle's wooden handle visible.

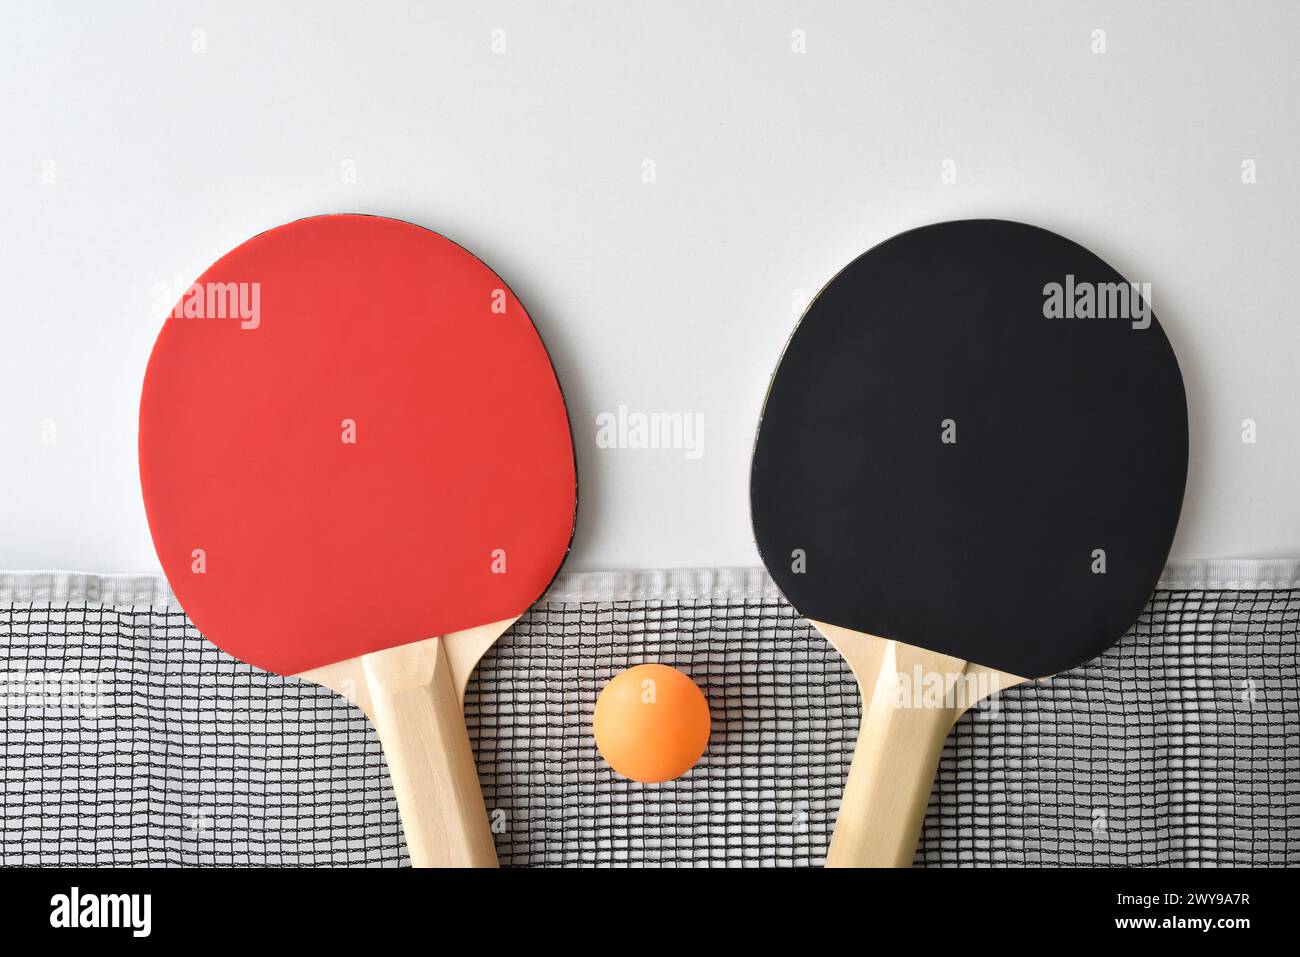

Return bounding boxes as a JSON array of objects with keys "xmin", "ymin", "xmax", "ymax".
[{"xmin": 825, "ymin": 638, "xmax": 1024, "ymax": 867}]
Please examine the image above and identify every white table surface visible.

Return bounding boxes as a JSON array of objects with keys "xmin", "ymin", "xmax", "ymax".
[{"xmin": 1, "ymin": 1, "xmax": 1297, "ymax": 573}]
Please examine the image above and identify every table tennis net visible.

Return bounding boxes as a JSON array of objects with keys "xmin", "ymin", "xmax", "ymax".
[{"xmin": 1, "ymin": 562, "xmax": 1297, "ymax": 867}]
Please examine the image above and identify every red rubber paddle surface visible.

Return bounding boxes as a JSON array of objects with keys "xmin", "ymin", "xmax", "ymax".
[{"xmin": 140, "ymin": 215, "xmax": 576, "ymax": 676}]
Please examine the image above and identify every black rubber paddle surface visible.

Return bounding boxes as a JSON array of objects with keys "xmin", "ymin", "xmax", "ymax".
[{"xmin": 751, "ymin": 220, "xmax": 1188, "ymax": 678}]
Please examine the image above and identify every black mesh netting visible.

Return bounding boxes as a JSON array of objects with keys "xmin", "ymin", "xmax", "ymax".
[{"xmin": 1, "ymin": 573, "xmax": 1296, "ymax": 866}]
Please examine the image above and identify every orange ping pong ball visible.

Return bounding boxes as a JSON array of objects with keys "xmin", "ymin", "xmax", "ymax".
[{"xmin": 593, "ymin": 664, "xmax": 711, "ymax": 783}]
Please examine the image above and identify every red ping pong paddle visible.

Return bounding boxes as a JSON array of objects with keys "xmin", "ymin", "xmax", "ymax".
[
  {"xmin": 140, "ymin": 214, "xmax": 576, "ymax": 867},
  {"xmin": 751, "ymin": 220, "xmax": 1187, "ymax": 866}
]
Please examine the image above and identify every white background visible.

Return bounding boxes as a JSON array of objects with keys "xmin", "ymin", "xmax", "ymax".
[{"xmin": 1, "ymin": 1, "xmax": 1297, "ymax": 574}]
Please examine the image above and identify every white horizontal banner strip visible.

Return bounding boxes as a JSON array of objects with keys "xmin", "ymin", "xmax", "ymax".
[
  {"xmin": 0, "ymin": 570, "xmax": 178, "ymax": 606},
  {"xmin": 1, "ymin": 560, "xmax": 1297, "ymax": 607},
  {"xmin": 1155, "ymin": 558, "xmax": 1300, "ymax": 591}
]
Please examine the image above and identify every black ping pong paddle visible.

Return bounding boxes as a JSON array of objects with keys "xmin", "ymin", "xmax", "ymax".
[{"xmin": 751, "ymin": 219, "xmax": 1188, "ymax": 866}]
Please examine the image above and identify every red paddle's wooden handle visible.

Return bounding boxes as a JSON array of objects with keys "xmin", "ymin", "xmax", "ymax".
[{"xmin": 362, "ymin": 638, "xmax": 498, "ymax": 868}]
